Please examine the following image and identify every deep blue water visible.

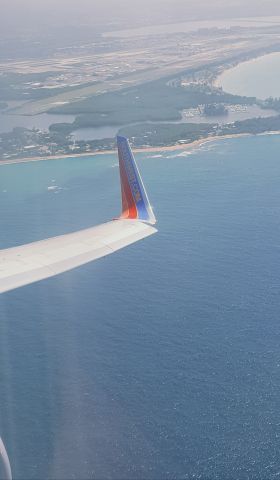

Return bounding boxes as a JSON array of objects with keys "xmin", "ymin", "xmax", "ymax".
[{"xmin": 1, "ymin": 135, "xmax": 280, "ymax": 479}]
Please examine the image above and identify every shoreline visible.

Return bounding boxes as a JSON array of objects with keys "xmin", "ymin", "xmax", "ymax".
[
  {"xmin": 0, "ymin": 133, "xmax": 256, "ymax": 166},
  {"xmin": 1, "ymin": 130, "xmax": 280, "ymax": 167},
  {"xmin": 1, "ymin": 50, "xmax": 280, "ymax": 167},
  {"xmin": 213, "ymin": 50, "xmax": 280, "ymax": 91}
]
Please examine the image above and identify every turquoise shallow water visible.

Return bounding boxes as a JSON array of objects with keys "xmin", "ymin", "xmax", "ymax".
[
  {"xmin": 1, "ymin": 135, "xmax": 280, "ymax": 479},
  {"xmin": 216, "ymin": 52, "xmax": 280, "ymax": 99}
]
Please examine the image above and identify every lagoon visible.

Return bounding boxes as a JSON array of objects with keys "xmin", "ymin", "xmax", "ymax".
[
  {"xmin": 216, "ymin": 52, "xmax": 280, "ymax": 99},
  {"xmin": 72, "ymin": 104, "xmax": 278, "ymax": 142},
  {"xmin": 0, "ymin": 109, "xmax": 75, "ymax": 135}
]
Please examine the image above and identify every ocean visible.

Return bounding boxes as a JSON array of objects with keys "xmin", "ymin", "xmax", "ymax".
[{"xmin": 1, "ymin": 135, "xmax": 280, "ymax": 479}]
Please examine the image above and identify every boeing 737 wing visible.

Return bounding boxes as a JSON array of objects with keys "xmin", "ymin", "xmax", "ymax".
[{"xmin": 0, "ymin": 136, "xmax": 157, "ymax": 294}]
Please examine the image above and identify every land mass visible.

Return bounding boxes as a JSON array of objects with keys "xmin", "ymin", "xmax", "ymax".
[{"xmin": 2, "ymin": 20, "xmax": 280, "ymax": 160}]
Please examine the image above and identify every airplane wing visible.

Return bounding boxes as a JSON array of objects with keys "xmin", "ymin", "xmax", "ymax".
[
  {"xmin": 0, "ymin": 437, "xmax": 12, "ymax": 480},
  {"xmin": 0, "ymin": 136, "xmax": 157, "ymax": 294}
]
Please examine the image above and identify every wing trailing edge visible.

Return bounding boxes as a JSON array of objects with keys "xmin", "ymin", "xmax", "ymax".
[{"xmin": 0, "ymin": 137, "xmax": 157, "ymax": 293}]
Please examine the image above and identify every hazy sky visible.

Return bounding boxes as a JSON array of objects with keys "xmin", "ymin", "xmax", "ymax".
[{"xmin": 2, "ymin": 0, "xmax": 280, "ymax": 33}]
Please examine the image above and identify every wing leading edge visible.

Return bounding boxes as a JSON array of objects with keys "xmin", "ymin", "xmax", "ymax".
[{"xmin": 0, "ymin": 138, "xmax": 157, "ymax": 294}]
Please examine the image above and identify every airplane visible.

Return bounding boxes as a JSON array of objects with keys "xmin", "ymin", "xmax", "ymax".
[
  {"xmin": 0, "ymin": 437, "xmax": 12, "ymax": 480},
  {"xmin": 0, "ymin": 136, "xmax": 157, "ymax": 294}
]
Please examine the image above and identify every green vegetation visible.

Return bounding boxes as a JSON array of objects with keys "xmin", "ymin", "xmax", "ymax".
[
  {"xmin": 118, "ymin": 122, "xmax": 217, "ymax": 147},
  {"xmin": 49, "ymin": 123, "xmax": 74, "ymax": 135},
  {"xmin": 0, "ymin": 127, "xmax": 115, "ymax": 159},
  {"xmin": 121, "ymin": 115, "xmax": 280, "ymax": 152},
  {"xmin": 2, "ymin": 65, "xmax": 280, "ymax": 159},
  {"xmin": 261, "ymin": 96, "xmax": 280, "ymax": 112},
  {"xmin": 203, "ymin": 103, "xmax": 228, "ymax": 116},
  {"xmin": 49, "ymin": 81, "xmax": 256, "ymax": 131},
  {"xmin": 3, "ymin": 115, "xmax": 280, "ymax": 161},
  {"xmin": 118, "ymin": 115, "xmax": 280, "ymax": 147},
  {"xmin": 222, "ymin": 115, "xmax": 280, "ymax": 135}
]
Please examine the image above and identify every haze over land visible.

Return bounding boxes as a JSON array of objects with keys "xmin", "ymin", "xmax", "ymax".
[
  {"xmin": 3, "ymin": 0, "xmax": 280, "ymax": 33},
  {"xmin": 2, "ymin": 0, "xmax": 280, "ymax": 160}
]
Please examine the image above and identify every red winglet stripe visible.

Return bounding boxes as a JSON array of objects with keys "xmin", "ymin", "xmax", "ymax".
[{"xmin": 118, "ymin": 149, "xmax": 138, "ymax": 219}]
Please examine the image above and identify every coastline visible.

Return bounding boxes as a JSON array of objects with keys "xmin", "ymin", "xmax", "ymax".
[
  {"xmin": 0, "ymin": 133, "xmax": 254, "ymax": 166},
  {"xmin": 2, "ymin": 130, "xmax": 280, "ymax": 167},
  {"xmin": 2, "ymin": 50, "xmax": 280, "ymax": 167}
]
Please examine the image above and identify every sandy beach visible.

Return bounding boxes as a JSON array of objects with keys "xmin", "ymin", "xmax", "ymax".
[{"xmin": 0, "ymin": 133, "xmax": 255, "ymax": 166}]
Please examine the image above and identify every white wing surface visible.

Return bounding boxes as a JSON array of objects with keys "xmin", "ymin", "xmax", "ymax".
[{"xmin": 0, "ymin": 137, "xmax": 157, "ymax": 294}]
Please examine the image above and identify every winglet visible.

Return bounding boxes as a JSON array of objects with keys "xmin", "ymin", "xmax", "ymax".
[{"xmin": 117, "ymin": 136, "xmax": 156, "ymax": 225}]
